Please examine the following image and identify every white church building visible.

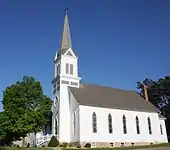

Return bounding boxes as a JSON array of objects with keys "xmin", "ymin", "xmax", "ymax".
[{"xmin": 36, "ymin": 11, "xmax": 168, "ymax": 147}]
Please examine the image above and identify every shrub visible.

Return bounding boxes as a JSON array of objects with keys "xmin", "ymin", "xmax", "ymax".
[
  {"xmin": 69, "ymin": 143, "xmax": 73, "ymax": 147},
  {"xmin": 77, "ymin": 144, "xmax": 81, "ymax": 148},
  {"xmin": 61, "ymin": 142, "xmax": 68, "ymax": 148},
  {"xmin": 48, "ymin": 136, "xmax": 59, "ymax": 147},
  {"xmin": 26, "ymin": 143, "xmax": 30, "ymax": 147},
  {"xmin": 84, "ymin": 143, "xmax": 91, "ymax": 148}
]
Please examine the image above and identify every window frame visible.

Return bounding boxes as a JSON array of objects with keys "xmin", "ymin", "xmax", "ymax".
[
  {"xmin": 70, "ymin": 64, "xmax": 73, "ymax": 75},
  {"xmin": 148, "ymin": 117, "xmax": 152, "ymax": 134},
  {"xmin": 73, "ymin": 111, "xmax": 76, "ymax": 134},
  {"xmin": 92, "ymin": 112, "xmax": 97, "ymax": 133},
  {"xmin": 66, "ymin": 63, "xmax": 69, "ymax": 74},
  {"xmin": 123, "ymin": 115, "xmax": 127, "ymax": 134},
  {"xmin": 108, "ymin": 114, "xmax": 113, "ymax": 134},
  {"xmin": 65, "ymin": 63, "xmax": 74, "ymax": 75},
  {"xmin": 160, "ymin": 124, "xmax": 163, "ymax": 135},
  {"xmin": 136, "ymin": 116, "xmax": 140, "ymax": 134}
]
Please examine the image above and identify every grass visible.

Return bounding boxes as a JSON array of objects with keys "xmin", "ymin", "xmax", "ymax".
[
  {"xmin": 63, "ymin": 142, "xmax": 170, "ymax": 150},
  {"xmin": 0, "ymin": 143, "xmax": 170, "ymax": 150},
  {"xmin": 0, "ymin": 148, "xmax": 52, "ymax": 150}
]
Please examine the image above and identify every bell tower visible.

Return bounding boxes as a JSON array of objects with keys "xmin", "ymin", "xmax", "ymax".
[{"xmin": 51, "ymin": 9, "xmax": 81, "ymax": 142}]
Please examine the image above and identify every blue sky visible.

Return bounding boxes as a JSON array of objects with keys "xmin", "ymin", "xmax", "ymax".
[{"xmin": 0, "ymin": 0, "xmax": 170, "ymax": 111}]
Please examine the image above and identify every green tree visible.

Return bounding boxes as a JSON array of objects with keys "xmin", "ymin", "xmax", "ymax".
[
  {"xmin": 2, "ymin": 76, "xmax": 52, "ymax": 146},
  {"xmin": 0, "ymin": 112, "xmax": 7, "ymax": 146},
  {"xmin": 137, "ymin": 76, "xmax": 170, "ymax": 136},
  {"xmin": 0, "ymin": 112, "xmax": 20, "ymax": 146}
]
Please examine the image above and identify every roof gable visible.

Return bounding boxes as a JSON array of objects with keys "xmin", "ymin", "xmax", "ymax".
[{"xmin": 69, "ymin": 83, "xmax": 159, "ymax": 113}]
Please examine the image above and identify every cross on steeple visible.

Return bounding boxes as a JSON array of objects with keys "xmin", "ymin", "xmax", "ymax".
[{"xmin": 65, "ymin": 8, "xmax": 68, "ymax": 14}]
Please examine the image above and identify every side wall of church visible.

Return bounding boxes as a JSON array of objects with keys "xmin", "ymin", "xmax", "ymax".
[
  {"xmin": 69, "ymin": 89, "xmax": 80, "ymax": 142},
  {"xmin": 79, "ymin": 105, "xmax": 168, "ymax": 145},
  {"xmin": 59, "ymin": 84, "xmax": 70, "ymax": 143},
  {"xmin": 159, "ymin": 119, "xmax": 168, "ymax": 142}
]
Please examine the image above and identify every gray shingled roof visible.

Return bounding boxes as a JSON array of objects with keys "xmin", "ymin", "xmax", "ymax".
[{"xmin": 69, "ymin": 83, "xmax": 160, "ymax": 113}]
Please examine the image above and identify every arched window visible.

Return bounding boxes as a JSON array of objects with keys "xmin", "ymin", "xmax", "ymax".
[
  {"xmin": 148, "ymin": 117, "xmax": 152, "ymax": 134},
  {"xmin": 136, "ymin": 116, "xmax": 140, "ymax": 134},
  {"xmin": 73, "ymin": 111, "xmax": 76, "ymax": 134},
  {"xmin": 123, "ymin": 115, "xmax": 127, "ymax": 134},
  {"xmin": 55, "ymin": 119, "xmax": 58, "ymax": 135},
  {"xmin": 92, "ymin": 112, "xmax": 97, "ymax": 133},
  {"xmin": 108, "ymin": 114, "xmax": 113, "ymax": 133},
  {"xmin": 57, "ymin": 64, "xmax": 60, "ymax": 75},
  {"xmin": 160, "ymin": 124, "xmax": 163, "ymax": 135}
]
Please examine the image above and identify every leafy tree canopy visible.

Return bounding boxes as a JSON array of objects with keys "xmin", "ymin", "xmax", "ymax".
[
  {"xmin": 137, "ymin": 76, "xmax": 170, "ymax": 135},
  {"xmin": 0, "ymin": 112, "xmax": 8, "ymax": 145},
  {"xmin": 137, "ymin": 76, "xmax": 170, "ymax": 115},
  {"xmin": 1, "ymin": 76, "xmax": 52, "ymax": 145}
]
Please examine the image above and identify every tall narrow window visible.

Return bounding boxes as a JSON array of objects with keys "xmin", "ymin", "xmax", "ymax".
[
  {"xmin": 92, "ymin": 112, "xmax": 97, "ymax": 133},
  {"xmin": 160, "ymin": 124, "xmax": 163, "ymax": 135},
  {"xmin": 55, "ymin": 119, "xmax": 58, "ymax": 135},
  {"xmin": 66, "ymin": 63, "xmax": 69, "ymax": 74},
  {"xmin": 123, "ymin": 115, "xmax": 127, "ymax": 134},
  {"xmin": 73, "ymin": 112, "xmax": 76, "ymax": 134},
  {"xmin": 57, "ymin": 64, "xmax": 60, "ymax": 75},
  {"xmin": 56, "ymin": 65, "xmax": 58, "ymax": 75},
  {"xmin": 136, "ymin": 116, "xmax": 140, "ymax": 134},
  {"xmin": 148, "ymin": 117, "xmax": 152, "ymax": 134},
  {"xmin": 108, "ymin": 114, "xmax": 113, "ymax": 133},
  {"xmin": 70, "ymin": 64, "xmax": 73, "ymax": 75}
]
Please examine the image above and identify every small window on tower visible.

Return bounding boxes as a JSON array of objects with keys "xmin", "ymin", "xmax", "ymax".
[
  {"xmin": 61, "ymin": 80, "xmax": 69, "ymax": 84},
  {"xmin": 57, "ymin": 65, "xmax": 58, "ymax": 75},
  {"xmin": 53, "ymin": 89, "xmax": 56, "ymax": 94},
  {"xmin": 71, "ymin": 82, "xmax": 78, "ymax": 86},
  {"xmin": 70, "ymin": 64, "xmax": 73, "ymax": 75},
  {"xmin": 57, "ymin": 86, "xmax": 60, "ymax": 91},
  {"xmin": 66, "ymin": 63, "xmax": 69, "ymax": 74},
  {"xmin": 57, "ymin": 65, "xmax": 60, "ymax": 75},
  {"xmin": 58, "ymin": 64, "xmax": 60, "ymax": 74},
  {"xmin": 57, "ymin": 80, "xmax": 60, "ymax": 86}
]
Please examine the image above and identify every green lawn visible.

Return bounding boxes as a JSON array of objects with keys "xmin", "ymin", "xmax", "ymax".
[
  {"xmin": 0, "ymin": 148, "xmax": 51, "ymax": 150},
  {"xmin": 63, "ymin": 143, "xmax": 170, "ymax": 150},
  {"xmin": 0, "ymin": 143, "xmax": 170, "ymax": 150}
]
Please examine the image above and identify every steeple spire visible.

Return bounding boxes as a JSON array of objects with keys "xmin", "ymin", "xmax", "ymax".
[{"xmin": 60, "ymin": 8, "xmax": 72, "ymax": 51}]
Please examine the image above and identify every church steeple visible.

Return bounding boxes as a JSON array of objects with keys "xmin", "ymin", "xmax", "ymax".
[
  {"xmin": 52, "ymin": 10, "xmax": 81, "ymax": 141},
  {"xmin": 53, "ymin": 9, "xmax": 81, "ymax": 85},
  {"xmin": 60, "ymin": 8, "xmax": 72, "ymax": 51}
]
